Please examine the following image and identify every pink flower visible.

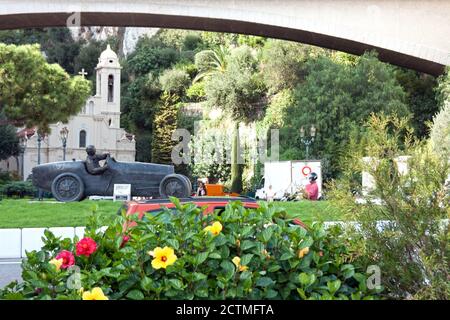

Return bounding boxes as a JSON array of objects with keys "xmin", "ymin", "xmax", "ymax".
[
  {"xmin": 76, "ymin": 237, "xmax": 97, "ymax": 257},
  {"xmin": 120, "ymin": 235, "xmax": 130, "ymax": 248},
  {"xmin": 55, "ymin": 250, "xmax": 75, "ymax": 269}
]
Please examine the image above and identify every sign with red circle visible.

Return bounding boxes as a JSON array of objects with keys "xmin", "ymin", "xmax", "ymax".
[{"xmin": 302, "ymin": 166, "xmax": 312, "ymax": 176}]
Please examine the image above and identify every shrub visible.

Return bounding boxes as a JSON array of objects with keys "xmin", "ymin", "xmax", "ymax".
[
  {"xmin": 0, "ymin": 170, "xmax": 14, "ymax": 185},
  {"xmin": 0, "ymin": 181, "xmax": 36, "ymax": 198},
  {"xmin": 186, "ymin": 81, "xmax": 206, "ymax": 102},
  {"xmin": 159, "ymin": 69, "xmax": 191, "ymax": 95},
  {"xmin": 0, "ymin": 200, "xmax": 381, "ymax": 300},
  {"xmin": 329, "ymin": 114, "xmax": 450, "ymax": 299},
  {"xmin": 429, "ymin": 102, "xmax": 450, "ymax": 159}
]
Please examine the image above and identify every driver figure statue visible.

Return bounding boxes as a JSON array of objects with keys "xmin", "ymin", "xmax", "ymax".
[{"xmin": 85, "ymin": 145, "xmax": 109, "ymax": 175}]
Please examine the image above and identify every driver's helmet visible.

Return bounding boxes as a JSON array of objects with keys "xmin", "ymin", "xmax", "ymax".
[
  {"xmin": 308, "ymin": 172, "xmax": 318, "ymax": 182},
  {"xmin": 86, "ymin": 145, "xmax": 96, "ymax": 156}
]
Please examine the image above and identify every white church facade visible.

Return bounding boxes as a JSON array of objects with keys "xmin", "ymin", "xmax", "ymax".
[{"xmin": 0, "ymin": 45, "xmax": 136, "ymax": 180}]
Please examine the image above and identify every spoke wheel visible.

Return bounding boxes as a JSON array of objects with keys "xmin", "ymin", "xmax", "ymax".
[
  {"xmin": 51, "ymin": 173, "xmax": 85, "ymax": 202},
  {"xmin": 159, "ymin": 174, "xmax": 191, "ymax": 198}
]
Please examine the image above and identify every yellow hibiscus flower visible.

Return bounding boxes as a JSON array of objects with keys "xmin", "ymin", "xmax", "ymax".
[
  {"xmin": 82, "ymin": 287, "xmax": 109, "ymax": 300},
  {"xmin": 149, "ymin": 246, "xmax": 177, "ymax": 269},
  {"xmin": 49, "ymin": 258, "xmax": 63, "ymax": 271},
  {"xmin": 232, "ymin": 256, "xmax": 249, "ymax": 272},
  {"xmin": 204, "ymin": 221, "xmax": 223, "ymax": 236},
  {"xmin": 298, "ymin": 247, "xmax": 310, "ymax": 259}
]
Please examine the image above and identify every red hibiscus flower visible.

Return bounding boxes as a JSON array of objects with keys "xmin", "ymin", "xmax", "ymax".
[
  {"xmin": 76, "ymin": 237, "xmax": 97, "ymax": 257},
  {"xmin": 55, "ymin": 250, "xmax": 75, "ymax": 269}
]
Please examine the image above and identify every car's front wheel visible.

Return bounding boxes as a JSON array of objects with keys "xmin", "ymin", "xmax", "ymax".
[
  {"xmin": 159, "ymin": 174, "xmax": 192, "ymax": 198},
  {"xmin": 51, "ymin": 173, "xmax": 85, "ymax": 202}
]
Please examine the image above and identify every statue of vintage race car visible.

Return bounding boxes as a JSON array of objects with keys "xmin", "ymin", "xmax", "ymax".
[{"xmin": 32, "ymin": 155, "xmax": 192, "ymax": 202}]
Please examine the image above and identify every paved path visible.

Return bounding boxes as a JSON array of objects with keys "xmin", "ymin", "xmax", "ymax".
[{"xmin": 0, "ymin": 260, "xmax": 22, "ymax": 288}]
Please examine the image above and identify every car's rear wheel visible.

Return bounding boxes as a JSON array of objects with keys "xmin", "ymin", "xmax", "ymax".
[
  {"xmin": 179, "ymin": 175, "xmax": 192, "ymax": 194},
  {"xmin": 159, "ymin": 174, "xmax": 192, "ymax": 198},
  {"xmin": 51, "ymin": 173, "xmax": 85, "ymax": 202}
]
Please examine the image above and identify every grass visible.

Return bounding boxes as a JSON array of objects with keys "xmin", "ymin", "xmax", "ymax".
[
  {"xmin": 0, "ymin": 198, "xmax": 343, "ymax": 228},
  {"xmin": 270, "ymin": 201, "xmax": 344, "ymax": 224},
  {"xmin": 0, "ymin": 199, "xmax": 121, "ymax": 229}
]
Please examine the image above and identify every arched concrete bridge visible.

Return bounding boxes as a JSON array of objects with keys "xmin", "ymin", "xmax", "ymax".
[{"xmin": 1, "ymin": 0, "xmax": 449, "ymax": 76}]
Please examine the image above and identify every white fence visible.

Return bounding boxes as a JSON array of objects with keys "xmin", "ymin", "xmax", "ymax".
[{"xmin": 0, "ymin": 227, "xmax": 86, "ymax": 259}]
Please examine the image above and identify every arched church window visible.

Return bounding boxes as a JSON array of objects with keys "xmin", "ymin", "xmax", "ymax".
[
  {"xmin": 79, "ymin": 130, "xmax": 87, "ymax": 148},
  {"xmin": 108, "ymin": 75, "xmax": 114, "ymax": 102},
  {"xmin": 89, "ymin": 101, "xmax": 94, "ymax": 114},
  {"xmin": 98, "ymin": 74, "xmax": 101, "ymax": 95}
]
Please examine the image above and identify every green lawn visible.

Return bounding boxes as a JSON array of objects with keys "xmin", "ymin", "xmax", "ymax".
[
  {"xmin": 0, "ymin": 199, "xmax": 121, "ymax": 229},
  {"xmin": 0, "ymin": 198, "xmax": 343, "ymax": 228},
  {"xmin": 270, "ymin": 201, "xmax": 344, "ymax": 224}
]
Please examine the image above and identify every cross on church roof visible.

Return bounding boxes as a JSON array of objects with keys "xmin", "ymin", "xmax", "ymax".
[{"xmin": 78, "ymin": 68, "xmax": 88, "ymax": 78}]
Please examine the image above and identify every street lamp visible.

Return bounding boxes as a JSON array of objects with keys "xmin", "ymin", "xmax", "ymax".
[
  {"xmin": 299, "ymin": 125, "xmax": 316, "ymax": 160},
  {"xmin": 36, "ymin": 130, "xmax": 44, "ymax": 201},
  {"xmin": 60, "ymin": 127, "xmax": 69, "ymax": 161},
  {"xmin": 19, "ymin": 136, "xmax": 28, "ymax": 180}
]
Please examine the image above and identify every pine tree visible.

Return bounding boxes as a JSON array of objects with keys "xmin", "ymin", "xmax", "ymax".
[{"xmin": 151, "ymin": 92, "xmax": 179, "ymax": 164}]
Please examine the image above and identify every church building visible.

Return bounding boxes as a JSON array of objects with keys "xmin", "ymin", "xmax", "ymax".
[{"xmin": 0, "ymin": 45, "xmax": 136, "ymax": 180}]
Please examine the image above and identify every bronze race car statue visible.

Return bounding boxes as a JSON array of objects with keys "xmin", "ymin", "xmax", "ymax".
[{"xmin": 32, "ymin": 147, "xmax": 192, "ymax": 202}]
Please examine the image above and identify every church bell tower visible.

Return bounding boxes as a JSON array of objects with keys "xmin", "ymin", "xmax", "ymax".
[{"xmin": 95, "ymin": 44, "xmax": 122, "ymax": 128}]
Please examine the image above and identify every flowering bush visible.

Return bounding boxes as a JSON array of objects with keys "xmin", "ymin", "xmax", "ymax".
[{"xmin": 0, "ymin": 199, "xmax": 381, "ymax": 300}]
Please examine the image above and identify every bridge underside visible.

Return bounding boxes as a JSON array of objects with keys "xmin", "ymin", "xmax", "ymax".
[{"xmin": 0, "ymin": 12, "xmax": 446, "ymax": 76}]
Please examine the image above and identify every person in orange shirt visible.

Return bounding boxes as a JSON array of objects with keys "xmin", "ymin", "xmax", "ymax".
[{"xmin": 305, "ymin": 172, "xmax": 319, "ymax": 200}]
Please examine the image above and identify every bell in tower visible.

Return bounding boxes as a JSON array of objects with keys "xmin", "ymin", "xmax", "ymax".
[{"xmin": 108, "ymin": 75, "xmax": 114, "ymax": 102}]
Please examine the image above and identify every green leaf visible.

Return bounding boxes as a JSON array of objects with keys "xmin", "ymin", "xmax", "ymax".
[
  {"xmin": 340, "ymin": 264, "xmax": 355, "ymax": 279},
  {"xmin": 240, "ymin": 254, "xmax": 253, "ymax": 266},
  {"xmin": 256, "ymin": 277, "xmax": 274, "ymax": 287},
  {"xmin": 265, "ymin": 289, "xmax": 278, "ymax": 299},
  {"xmin": 260, "ymin": 227, "xmax": 273, "ymax": 243},
  {"xmin": 194, "ymin": 252, "xmax": 209, "ymax": 266},
  {"xmin": 280, "ymin": 251, "xmax": 295, "ymax": 261},
  {"xmin": 192, "ymin": 272, "xmax": 207, "ymax": 281},
  {"xmin": 327, "ymin": 279, "xmax": 341, "ymax": 295},
  {"xmin": 126, "ymin": 289, "xmax": 144, "ymax": 300},
  {"xmin": 213, "ymin": 233, "xmax": 227, "ymax": 246},
  {"xmin": 140, "ymin": 277, "xmax": 153, "ymax": 291},
  {"xmin": 195, "ymin": 288, "xmax": 209, "ymax": 298},
  {"xmin": 239, "ymin": 271, "xmax": 252, "ymax": 281},
  {"xmin": 297, "ymin": 288, "xmax": 307, "ymax": 299},
  {"xmin": 267, "ymin": 265, "xmax": 281, "ymax": 272},
  {"xmin": 241, "ymin": 226, "xmax": 254, "ymax": 237},
  {"xmin": 166, "ymin": 239, "xmax": 180, "ymax": 250},
  {"xmin": 298, "ymin": 272, "xmax": 316, "ymax": 287},
  {"xmin": 240, "ymin": 240, "xmax": 256, "ymax": 251},
  {"xmin": 209, "ymin": 252, "xmax": 222, "ymax": 259},
  {"xmin": 298, "ymin": 237, "xmax": 314, "ymax": 249},
  {"xmin": 169, "ymin": 196, "xmax": 181, "ymax": 209},
  {"xmin": 220, "ymin": 260, "xmax": 235, "ymax": 280},
  {"xmin": 299, "ymin": 273, "xmax": 310, "ymax": 286},
  {"xmin": 168, "ymin": 279, "xmax": 184, "ymax": 290}
]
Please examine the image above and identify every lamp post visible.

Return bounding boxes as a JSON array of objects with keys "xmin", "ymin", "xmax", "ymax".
[
  {"xmin": 19, "ymin": 136, "xmax": 28, "ymax": 180},
  {"xmin": 60, "ymin": 127, "xmax": 69, "ymax": 161},
  {"xmin": 299, "ymin": 125, "xmax": 316, "ymax": 160},
  {"xmin": 36, "ymin": 131, "xmax": 43, "ymax": 200},
  {"xmin": 37, "ymin": 131, "xmax": 42, "ymax": 165}
]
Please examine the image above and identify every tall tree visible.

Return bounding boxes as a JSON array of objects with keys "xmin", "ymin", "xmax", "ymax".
[
  {"xmin": 151, "ymin": 92, "xmax": 179, "ymax": 164},
  {"xmin": 395, "ymin": 69, "xmax": 438, "ymax": 138},
  {"xmin": 193, "ymin": 45, "xmax": 229, "ymax": 82},
  {"xmin": 0, "ymin": 44, "xmax": 91, "ymax": 133},
  {"xmin": 0, "ymin": 119, "xmax": 20, "ymax": 161},
  {"xmin": 203, "ymin": 46, "xmax": 266, "ymax": 192},
  {"xmin": 281, "ymin": 52, "xmax": 409, "ymax": 179}
]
